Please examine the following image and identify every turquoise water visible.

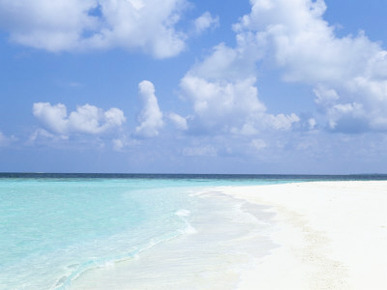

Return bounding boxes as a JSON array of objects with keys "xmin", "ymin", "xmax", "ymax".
[
  {"xmin": 1, "ymin": 174, "xmax": 386, "ymax": 289},
  {"xmin": 0, "ymin": 178, "xmax": 201, "ymax": 289}
]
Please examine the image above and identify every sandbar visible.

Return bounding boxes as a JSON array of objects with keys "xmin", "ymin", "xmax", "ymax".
[
  {"xmin": 221, "ymin": 181, "xmax": 387, "ymax": 289},
  {"xmin": 71, "ymin": 181, "xmax": 387, "ymax": 289}
]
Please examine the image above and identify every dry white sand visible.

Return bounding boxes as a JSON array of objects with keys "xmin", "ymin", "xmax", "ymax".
[{"xmin": 221, "ymin": 181, "xmax": 387, "ymax": 290}]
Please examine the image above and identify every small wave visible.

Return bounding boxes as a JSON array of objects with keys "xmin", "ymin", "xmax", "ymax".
[
  {"xmin": 56, "ymin": 227, "xmax": 191, "ymax": 289},
  {"xmin": 181, "ymin": 224, "xmax": 197, "ymax": 235},
  {"xmin": 175, "ymin": 209, "xmax": 191, "ymax": 217},
  {"xmin": 175, "ymin": 209, "xmax": 197, "ymax": 235}
]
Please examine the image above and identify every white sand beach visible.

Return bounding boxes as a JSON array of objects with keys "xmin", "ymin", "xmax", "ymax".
[
  {"xmin": 71, "ymin": 181, "xmax": 387, "ymax": 290},
  {"xmin": 222, "ymin": 181, "xmax": 387, "ymax": 289}
]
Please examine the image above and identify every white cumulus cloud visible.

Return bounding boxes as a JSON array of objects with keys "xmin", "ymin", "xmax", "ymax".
[
  {"xmin": 33, "ymin": 102, "xmax": 126, "ymax": 136},
  {"xmin": 168, "ymin": 112, "xmax": 188, "ymax": 130},
  {"xmin": 234, "ymin": 0, "xmax": 387, "ymax": 133},
  {"xmin": 193, "ymin": 11, "xmax": 219, "ymax": 35},
  {"xmin": 263, "ymin": 113, "xmax": 300, "ymax": 131},
  {"xmin": 179, "ymin": 38, "xmax": 300, "ymax": 135},
  {"xmin": 135, "ymin": 80, "xmax": 164, "ymax": 137},
  {"xmin": 0, "ymin": 0, "xmax": 189, "ymax": 58}
]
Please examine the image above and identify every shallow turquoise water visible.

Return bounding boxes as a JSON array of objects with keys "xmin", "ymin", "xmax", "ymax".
[
  {"xmin": 1, "ymin": 178, "xmax": 201, "ymax": 289},
  {"xmin": 1, "ymin": 174, "xmax": 385, "ymax": 289}
]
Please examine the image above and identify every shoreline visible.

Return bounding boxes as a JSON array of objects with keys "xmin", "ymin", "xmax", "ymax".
[
  {"xmin": 70, "ymin": 188, "xmax": 276, "ymax": 289},
  {"xmin": 221, "ymin": 181, "xmax": 387, "ymax": 289},
  {"xmin": 70, "ymin": 180, "xmax": 387, "ymax": 289}
]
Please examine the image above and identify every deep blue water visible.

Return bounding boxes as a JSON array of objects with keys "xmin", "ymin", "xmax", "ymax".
[{"xmin": 2, "ymin": 172, "xmax": 387, "ymax": 181}]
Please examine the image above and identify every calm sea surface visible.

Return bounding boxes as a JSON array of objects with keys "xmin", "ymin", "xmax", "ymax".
[{"xmin": 1, "ymin": 173, "xmax": 386, "ymax": 289}]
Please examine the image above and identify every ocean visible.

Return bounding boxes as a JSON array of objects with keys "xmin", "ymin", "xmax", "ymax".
[{"xmin": 1, "ymin": 173, "xmax": 386, "ymax": 289}]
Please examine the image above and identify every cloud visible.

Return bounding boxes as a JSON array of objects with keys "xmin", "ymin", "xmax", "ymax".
[
  {"xmin": 112, "ymin": 138, "xmax": 125, "ymax": 151},
  {"xmin": 135, "ymin": 80, "xmax": 164, "ymax": 137},
  {"xmin": 0, "ymin": 131, "xmax": 16, "ymax": 147},
  {"xmin": 263, "ymin": 113, "xmax": 300, "ymax": 130},
  {"xmin": 182, "ymin": 145, "xmax": 217, "ymax": 157},
  {"xmin": 181, "ymin": 75, "xmax": 265, "ymax": 130},
  {"xmin": 186, "ymin": 42, "xmax": 256, "ymax": 81},
  {"xmin": 168, "ymin": 112, "xmax": 188, "ymax": 130},
  {"xmin": 0, "ymin": 0, "xmax": 189, "ymax": 58},
  {"xmin": 111, "ymin": 135, "xmax": 141, "ymax": 151},
  {"xmin": 234, "ymin": 0, "xmax": 387, "ymax": 133},
  {"xmin": 27, "ymin": 128, "xmax": 68, "ymax": 145},
  {"xmin": 33, "ymin": 103, "xmax": 68, "ymax": 134},
  {"xmin": 326, "ymin": 103, "xmax": 367, "ymax": 133},
  {"xmin": 179, "ymin": 41, "xmax": 299, "ymax": 135},
  {"xmin": 250, "ymin": 139, "xmax": 267, "ymax": 151},
  {"xmin": 33, "ymin": 102, "xmax": 126, "ymax": 136},
  {"xmin": 193, "ymin": 11, "xmax": 219, "ymax": 35}
]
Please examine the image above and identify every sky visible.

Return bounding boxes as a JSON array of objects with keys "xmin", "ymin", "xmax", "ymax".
[{"xmin": 0, "ymin": 0, "xmax": 387, "ymax": 174}]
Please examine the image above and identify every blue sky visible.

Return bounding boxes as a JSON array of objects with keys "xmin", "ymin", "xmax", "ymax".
[{"xmin": 1, "ymin": 0, "xmax": 387, "ymax": 174}]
